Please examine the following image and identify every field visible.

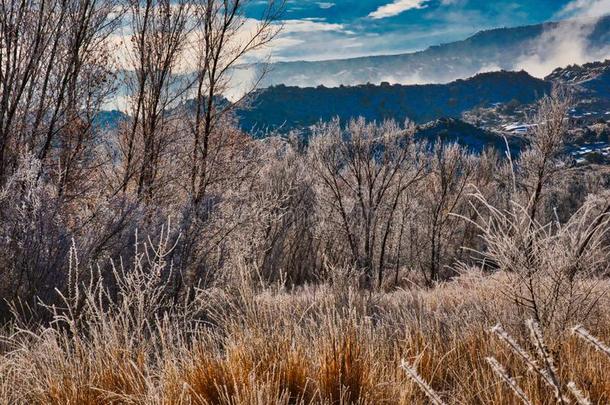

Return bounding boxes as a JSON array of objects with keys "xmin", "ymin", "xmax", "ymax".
[{"xmin": 1, "ymin": 263, "xmax": 609, "ymax": 404}]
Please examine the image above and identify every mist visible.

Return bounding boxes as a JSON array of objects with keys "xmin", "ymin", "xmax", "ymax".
[{"xmin": 514, "ymin": 17, "xmax": 610, "ymax": 78}]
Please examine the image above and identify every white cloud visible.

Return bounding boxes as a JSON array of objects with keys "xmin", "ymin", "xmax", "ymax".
[
  {"xmin": 317, "ymin": 2, "xmax": 335, "ymax": 9},
  {"xmin": 281, "ymin": 19, "xmax": 347, "ymax": 34},
  {"xmin": 557, "ymin": 0, "xmax": 610, "ymax": 19},
  {"xmin": 368, "ymin": 0, "xmax": 429, "ymax": 19}
]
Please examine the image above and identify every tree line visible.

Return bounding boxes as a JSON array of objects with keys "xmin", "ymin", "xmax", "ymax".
[{"xmin": 1, "ymin": 0, "xmax": 608, "ymax": 325}]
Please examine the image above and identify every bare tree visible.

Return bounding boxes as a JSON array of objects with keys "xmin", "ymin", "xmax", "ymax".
[
  {"xmin": 187, "ymin": 0, "xmax": 284, "ymax": 207},
  {"xmin": 309, "ymin": 118, "xmax": 424, "ymax": 288},
  {"xmin": 421, "ymin": 142, "xmax": 475, "ymax": 283},
  {"xmin": 462, "ymin": 90, "xmax": 610, "ymax": 328},
  {"xmin": 0, "ymin": 0, "xmax": 123, "ymax": 317},
  {"xmin": 243, "ymin": 138, "xmax": 317, "ymax": 284},
  {"xmin": 518, "ymin": 88, "xmax": 572, "ymax": 223},
  {"xmin": 0, "ymin": 0, "xmax": 120, "ymax": 190},
  {"xmin": 117, "ymin": 0, "xmax": 192, "ymax": 201}
]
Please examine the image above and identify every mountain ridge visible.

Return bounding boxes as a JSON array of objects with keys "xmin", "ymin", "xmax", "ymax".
[
  {"xmin": 237, "ymin": 70, "xmax": 551, "ymax": 134},
  {"xmin": 248, "ymin": 15, "xmax": 610, "ymax": 88}
]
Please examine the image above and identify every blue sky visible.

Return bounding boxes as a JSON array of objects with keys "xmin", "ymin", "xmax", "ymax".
[{"xmin": 244, "ymin": 0, "xmax": 610, "ymax": 61}]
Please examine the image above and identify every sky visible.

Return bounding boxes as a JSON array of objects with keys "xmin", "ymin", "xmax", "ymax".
[{"xmin": 243, "ymin": 0, "xmax": 610, "ymax": 62}]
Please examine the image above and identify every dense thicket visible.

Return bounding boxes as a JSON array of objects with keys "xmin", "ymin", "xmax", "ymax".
[{"xmin": 1, "ymin": 0, "xmax": 609, "ymax": 325}]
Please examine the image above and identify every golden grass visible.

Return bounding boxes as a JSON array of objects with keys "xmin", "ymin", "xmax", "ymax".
[{"xmin": 1, "ymin": 276, "xmax": 609, "ymax": 404}]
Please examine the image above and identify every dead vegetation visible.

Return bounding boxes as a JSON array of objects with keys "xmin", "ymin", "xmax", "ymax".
[
  {"xmin": 1, "ymin": 243, "xmax": 609, "ymax": 404},
  {"xmin": 1, "ymin": 1, "xmax": 610, "ymax": 403}
]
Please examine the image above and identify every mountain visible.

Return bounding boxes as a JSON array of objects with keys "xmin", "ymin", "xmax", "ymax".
[
  {"xmin": 237, "ymin": 70, "xmax": 551, "ymax": 134},
  {"xmin": 247, "ymin": 15, "xmax": 610, "ymax": 88}
]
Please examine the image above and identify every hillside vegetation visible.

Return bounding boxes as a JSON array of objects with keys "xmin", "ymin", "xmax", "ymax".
[
  {"xmin": 2, "ymin": 89, "xmax": 610, "ymax": 403},
  {"xmin": 0, "ymin": 0, "xmax": 609, "ymax": 403}
]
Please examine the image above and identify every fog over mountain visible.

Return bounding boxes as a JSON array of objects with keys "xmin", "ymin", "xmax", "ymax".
[{"xmin": 234, "ymin": 14, "xmax": 610, "ymax": 89}]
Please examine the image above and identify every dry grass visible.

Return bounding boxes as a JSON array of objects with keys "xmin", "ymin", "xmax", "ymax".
[
  {"xmin": 0, "ymin": 268, "xmax": 609, "ymax": 405},
  {"xmin": 0, "ymin": 225, "xmax": 608, "ymax": 404}
]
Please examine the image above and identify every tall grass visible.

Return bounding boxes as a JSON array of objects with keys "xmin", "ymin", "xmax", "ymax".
[{"xmin": 0, "ymin": 233, "xmax": 608, "ymax": 404}]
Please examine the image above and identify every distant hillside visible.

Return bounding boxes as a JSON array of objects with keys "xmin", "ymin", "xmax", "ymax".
[
  {"xmin": 247, "ymin": 15, "xmax": 610, "ymax": 88},
  {"xmin": 414, "ymin": 118, "xmax": 524, "ymax": 155},
  {"xmin": 96, "ymin": 60, "xmax": 609, "ymax": 155},
  {"xmin": 545, "ymin": 59, "xmax": 610, "ymax": 124},
  {"xmin": 94, "ymin": 110, "xmax": 128, "ymax": 131},
  {"xmin": 237, "ymin": 70, "xmax": 551, "ymax": 133},
  {"xmin": 546, "ymin": 59, "xmax": 610, "ymax": 95}
]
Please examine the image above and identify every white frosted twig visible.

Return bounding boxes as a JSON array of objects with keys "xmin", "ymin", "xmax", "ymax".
[
  {"xmin": 572, "ymin": 325, "xmax": 610, "ymax": 359},
  {"xmin": 492, "ymin": 322, "xmax": 571, "ymax": 404},
  {"xmin": 486, "ymin": 357, "xmax": 533, "ymax": 405},
  {"xmin": 400, "ymin": 359, "xmax": 446, "ymax": 405},
  {"xmin": 567, "ymin": 381, "xmax": 591, "ymax": 405},
  {"xmin": 526, "ymin": 319, "xmax": 569, "ymax": 404},
  {"xmin": 491, "ymin": 324, "xmax": 538, "ymax": 372}
]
